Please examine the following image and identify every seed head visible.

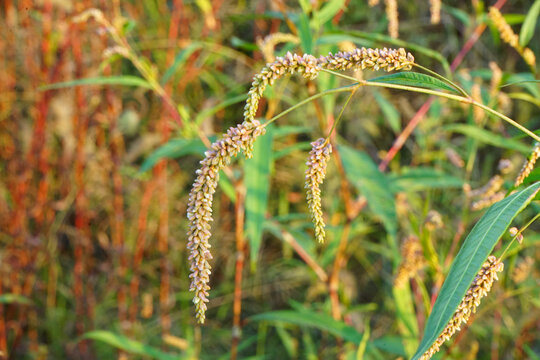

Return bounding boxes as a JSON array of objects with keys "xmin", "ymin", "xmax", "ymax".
[
  {"xmin": 244, "ymin": 52, "xmax": 320, "ymax": 122},
  {"xmin": 305, "ymin": 138, "xmax": 332, "ymax": 243},
  {"xmin": 419, "ymin": 256, "xmax": 504, "ymax": 360},
  {"xmin": 514, "ymin": 143, "xmax": 540, "ymax": 187},
  {"xmin": 394, "ymin": 236, "xmax": 426, "ymax": 287},
  {"xmin": 471, "ymin": 191, "xmax": 506, "ymax": 211},
  {"xmin": 429, "ymin": 0, "xmax": 441, "ymax": 24},
  {"xmin": 187, "ymin": 120, "xmax": 266, "ymax": 323},
  {"xmin": 318, "ymin": 47, "xmax": 414, "ymax": 72},
  {"xmin": 385, "ymin": 0, "xmax": 399, "ymax": 38}
]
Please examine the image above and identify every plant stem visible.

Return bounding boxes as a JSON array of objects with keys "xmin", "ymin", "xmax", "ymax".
[
  {"xmin": 321, "ymin": 69, "xmax": 540, "ymax": 143},
  {"xmin": 500, "ymin": 212, "xmax": 540, "ymax": 260},
  {"xmin": 326, "ymin": 87, "xmax": 358, "ymax": 141},
  {"xmin": 264, "ymin": 84, "xmax": 359, "ymax": 126}
]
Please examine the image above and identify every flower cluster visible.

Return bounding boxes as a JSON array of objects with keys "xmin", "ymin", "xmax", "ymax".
[
  {"xmin": 488, "ymin": 7, "xmax": 536, "ymax": 69},
  {"xmin": 514, "ymin": 142, "xmax": 540, "ymax": 187},
  {"xmin": 244, "ymin": 47, "xmax": 414, "ymax": 123},
  {"xmin": 187, "ymin": 120, "xmax": 266, "ymax": 323},
  {"xmin": 305, "ymin": 139, "xmax": 332, "ymax": 243},
  {"xmin": 385, "ymin": 0, "xmax": 399, "ymax": 38},
  {"xmin": 318, "ymin": 47, "xmax": 414, "ymax": 72},
  {"xmin": 430, "ymin": 0, "xmax": 441, "ymax": 24},
  {"xmin": 420, "ymin": 256, "xmax": 504, "ymax": 360},
  {"xmin": 394, "ymin": 236, "xmax": 426, "ymax": 287},
  {"xmin": 243, "ymin": 52, "xmax": 319, "ymax": 122}
]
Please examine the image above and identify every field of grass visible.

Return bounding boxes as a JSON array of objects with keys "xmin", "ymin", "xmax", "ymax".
[{"xmin": 0, "ymin": 1, "xmax": 539, "ymax": 359}]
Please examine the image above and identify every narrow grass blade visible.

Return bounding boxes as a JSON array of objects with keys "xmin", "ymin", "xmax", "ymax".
[
  {"xmin": 245, "ymin": 125, "xmax": 274, "ymax": 270},
  {"xmin": 40, "ymin": 76, "xmax": 152, "ymax": 90},
  {"xmin": 81, "ymin": 331, "xmax": 181, "ymax": 360},
  {"xmin": 519, "ymin": 0, "xmax": 540, "ymax": 47},
  {"xmin": 373, "ymin": 90, "xmax": 401, "ymax": 133},
  {"xmin": 140, "ymin": 138, "xmax": 208, "ymax": 172},
  {"xmin": 443, "ymin": 124, "xmax": 531, "ymax": 153},
  {"xmin": 251, "ymin": 310, "xmax": 406, "ymax": 356},
  {"xmin": 298, "ymin": 12, "xmax": 313, "ymax": 54},
  {"xmin": 369, "ymin": 72, "xmax": 459, "ymax": 94},
  {"xmin": 315, "ymin": 0, "xmax": 347, "ymax": 26},
  {"xmin": 339, "ymin": 145, "xmax": 397, "ymax": 238},
  {"xmin": 0, "ymin": 294, "xmax": 32, "ymax": 305},
  {"xmin": 161, "ymin": 43, "xmax": 203, "ymax": 84},
  {"xmin": 412, "ymin": 182, "xmax": 540, "ymax": 359},
  {"xmin": 389, "ymin": 167, "xmax": 464, "ymax": 192}
]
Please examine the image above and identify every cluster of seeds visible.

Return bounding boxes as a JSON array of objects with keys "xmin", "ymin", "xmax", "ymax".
[
  {"xmin": 243, "ymin": 52, "xmax": 319, "ymax": 122},
  {"xmin": 189, "ymin": 47, "xmax": 415, "ymax": 322},
  {"xmin": 429, "ymin": 0, "xmax": 441, "ymax": 24},
  {"xmin": 244, "ymin": 48, "xmax": 414, "ymax": 122},
  {"xmin": 385, "ymin": 0, "xmax": 399, "ymax": 38},
  {"xmin": 488, "ymin": 7, "xmax": 536, "ymax": 69},
  {"xmin": 318, "ymin": 47, "xmax": 414, "ymax": 72},
  {"xmin": 186, "ymin": 121, "xmax": 266, "ymax": 323},
  {"xmin": 420, "ymin": 256, "xmax": 504, "ymax": 360},
  {"xmin": 514, "ymin": 142, "xmax": 540, "ymax": 187},
  {"xmin": 305, "ymin": 139, "xmax": 333, "ymax": 243},
  {"xmin": 394, "ymin": 236, "xmax": 427, "ymax": 287}
]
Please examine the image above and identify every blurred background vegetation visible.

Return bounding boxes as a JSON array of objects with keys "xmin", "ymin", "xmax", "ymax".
[{"xmin": 0, "ymin": 0, "xmax": 539, "ymax": 359}]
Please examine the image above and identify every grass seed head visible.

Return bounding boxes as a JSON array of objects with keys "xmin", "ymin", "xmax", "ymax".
[
  {"xmin": 429, "ymin": 0, "xmax": 441, "ymax": 24},
  {"xmin": 394, "ymin": 236, "xmax": 426, "ymax": 287},
  {"xmin": 305, "ymin": 138, "xmax": 332, "ymax": 243},
  {"xmin": 187, "ymin": 120, "xmax": 266, "ymax": 323},
  {"xmin": 420, "ymin": 256, "xmax": 504, "ymax": 360},
  {"xmin": 318, "ymin": 47, "xmax": 414, "ymax": 72},
  {"xmin": 514, "ymin": 143, "xmax": 540, "ymax": 187},
  {"xmin": 384, "ymin": 0, "xmax": 399, "ymax": 38},
  {"xmin": 244, "ymin": 52, "xmax": 320, "ymax": 122}
]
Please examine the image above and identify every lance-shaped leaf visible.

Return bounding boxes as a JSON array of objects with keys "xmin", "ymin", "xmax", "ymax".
[{"xmin": 412, "ymin": 182, "xmax": 540, "ymax": 359}]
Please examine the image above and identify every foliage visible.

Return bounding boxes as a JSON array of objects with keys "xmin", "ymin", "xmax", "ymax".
[{"xmin": 0, "ymin": 1, "xmax": 539, "ymax": 359}]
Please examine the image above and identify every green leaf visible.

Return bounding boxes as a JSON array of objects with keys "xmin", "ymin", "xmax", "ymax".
[
  {"xmin": 389, "ymin": 167, "xmax": 464, "ymax": 192},
  {"xmin": 393, "ymin": 286, "xmax": 419, "ymax": 357},
  {"xmin": 140, "ymin": 138, "xmax": 209, "ymax": 172},
  {"xmin": 251, "ymin": 309, "xmax": 406, "ymax": 356},
  {"xmin": 161, "ymin": 43, "xmax": 203, "ymax": 84},
  {"xmin": 443, "ymin": 124, "xmax": 531, "ymax": 153},
  {"xmin": 519, "ymin": 0, "xmax": 540, "ymax": 47},
  {"xmin": 373, "ymin": 91, "xmax": 401, "ymax": 133},
  {"xmin": 0, "ymin": 294, "xmax": 32, "ymax": 305},
  {"xmin": 339, "ymin": 145, "xmax": 397, "ymax": 237},
  {"xmin": 298, "ymin": 12, "xmax": 313, "ymax": 54},
  {"xmin": 272, "ymin": 125, "xmax": 310, "ymax": 138},
  {"xmin": 272, "ymin": 142, "xmax": 312, "ymax": 160},
  {"xmin": 251, "ymin": 310, "xmax": 363, "ymax": 344},
  {"xmin": 369, "ymin": 72, "xmax": 459, "ymax": 94},
  {"xmin": 40, "ymin": 76, "xmax": 152, "ymax": 91},
  {"xmin": 245, "ymin": 126, "xmax": 273, "ymax": 270},
  {"xmin": 194, "ymin": 94, "xmax": 247, "ymax": 125},
  {"xmin": 81, "ymin": 331, "xmax": 180, "ymax": 360},
  {"xmin": 503, "ymin": 73, "xmax": 540, "ymax": 98},
  {"xmin": 316, "ymin": 0, "xmax": 346, "ymax": 25},
  {"xmin": 412, "ymin": 182, "xmax": 540, "ymax": 360}
]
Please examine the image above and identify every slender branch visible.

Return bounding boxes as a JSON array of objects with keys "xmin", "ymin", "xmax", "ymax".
[
  {"xmin": 325, "ymin": 88, "xmax": 358, "ymax": 141},
  {"xmin": 500, "ymin": 212, "xmax": 540, "ymax": 260},
  {"xmin": 264, "ymin": 84, "xmax": 359, "ymax": 126},
  {"xmin": 320, "ymin": 69, "xmax": 540, "ymax": 143}
]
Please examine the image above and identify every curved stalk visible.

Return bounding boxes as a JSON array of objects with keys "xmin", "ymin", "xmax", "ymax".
[
  {"xmin": 321, "ymin": 69, "xmax": 540, "ymax": 143},
  {"xmin": 264, "ymin": 84, "xmax": 360, "ymax": 126},
  {"xmin": 326, "ymin": 88, "xmax": 358, "ymax": 141}
]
